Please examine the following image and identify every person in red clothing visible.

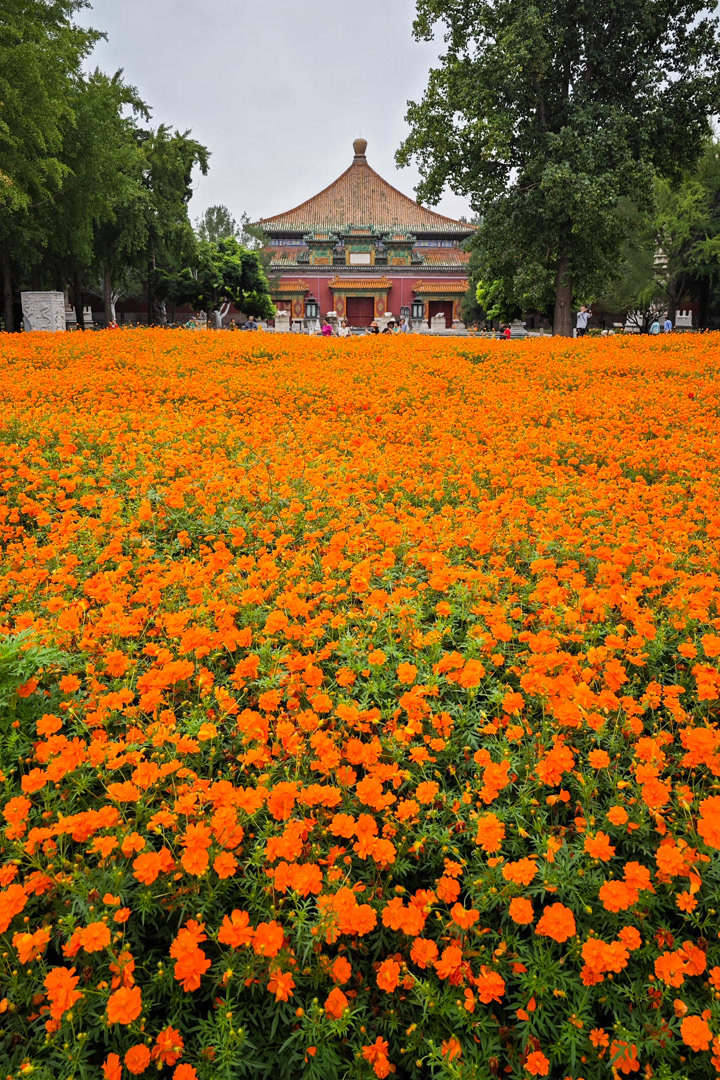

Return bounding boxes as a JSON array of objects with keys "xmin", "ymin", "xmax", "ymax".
[
  {"xmin": 321, "ymin": 318, "xmax": 334, "ymax": 337},
  {"xmin": 502, "ymin": 324, "xmax": 511, "ymax": 339}
]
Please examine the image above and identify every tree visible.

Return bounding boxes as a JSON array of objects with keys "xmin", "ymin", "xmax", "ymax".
[
  {"xmin": 655, "ymin": 142, "xmax": 720, "ymax": 326},
  {"xmin": 598, "ymin": 143, "xmax": 720, "ymax": 329},
  {"xmin": 397, "ymin": 0, "xmax": 720, "ymax": 335},
  {"xmin": 172, "ymin": 236, "xmax": 275, "ymax": 326},
  {"xmin": 195, "ymin": 204, "xmax": 239, "ymax": 243},
  {"xmin": 0, "ymin": 0, "xmax": 99, "ymax": 329},
  {"xmin": 38, "ymin": 69, "xmax": 150, "ymax": 328},
  {"xmin": 138, "ymin": 126, "xmax": 210, "ymax": 324}
]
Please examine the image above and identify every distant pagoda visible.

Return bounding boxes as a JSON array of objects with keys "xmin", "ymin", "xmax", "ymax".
[{"xmin": 260, "ymin": 138, "xmax": 473, "ymax": 328}]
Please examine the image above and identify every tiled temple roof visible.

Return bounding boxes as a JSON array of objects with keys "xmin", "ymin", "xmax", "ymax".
[
  {"xmin": 260, "ymin": 139, "xmax": 473, "ymax": 238},
  {"xmin": 418, "ymin": 249, "xmax": 470, "ymax": 265},
  {"xmin": 328, "ymin": 276, "xmax": 393, "ymax": 289},
  {"xmin": 411, "ymin": 280, "xmax": 469, "ymax": 294},
  {"xmin": 271, "ymin": 280, "xmax": 309, "ymax": 292}
]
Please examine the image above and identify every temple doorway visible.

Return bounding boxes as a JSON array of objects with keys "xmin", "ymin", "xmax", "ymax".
[
  {"xmin": 428, "ymin": 300, "xmax": 453, "ymax": 328},
  {"xmin": 346, "ymin": 296, "xmax": 375, "ymax": 327}
]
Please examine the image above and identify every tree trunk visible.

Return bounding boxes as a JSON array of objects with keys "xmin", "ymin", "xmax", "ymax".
[
  {"xmin": 74, "ymin": 269, "xmax": 85, "ymax": 330},
  {"xmin": 553, "ymin": 255, "xmax": 573, "ymax": 337},
  {"xmin": 699, "ymin": 277, "xmax": 710, "ymax": 329},
  {"xmin": 2, "ymin": 250, "xmax": 13, "ymax": 333},
  {"xmin": 104, "ymin": 263, "xmax": 114, "ymax": 325}
]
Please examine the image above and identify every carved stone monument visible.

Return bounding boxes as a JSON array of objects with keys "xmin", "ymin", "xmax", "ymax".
[
  {"xmin": 273, "ymin": 311, "xmax": 290, "ymax": 332},
  {"xmin": 21, "ymin": 291, "xmax": 66, "ymax": 332},
  {"xmin": 509, "ymin": 319, "xmax": 528, "ymax": 339},
  {"xmin": 430, "ymin": 313, "xmax": 447, "ymax": 333}
]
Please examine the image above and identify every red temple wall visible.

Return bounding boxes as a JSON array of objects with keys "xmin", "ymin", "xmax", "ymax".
[{"xmin": 279, "ymin": 274, "xmax": 469, "ymax": 320}]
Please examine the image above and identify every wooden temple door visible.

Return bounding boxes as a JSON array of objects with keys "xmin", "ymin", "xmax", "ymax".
[
  {"xmin": 346, "ymin": 296, "xmax": 374, "ymax": 327},
  {"xmin": 428, "ymin": 300, "xmax": 454, "ymax": 328}
]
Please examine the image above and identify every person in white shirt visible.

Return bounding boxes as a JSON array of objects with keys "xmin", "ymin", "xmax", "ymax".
[
  {"xmin": 338, "ymin": 319, "xmax": 350, "ymax": 338},
  {"xmin": 576, "ymin": 305, "xmax": 590, "ymax": 336}
]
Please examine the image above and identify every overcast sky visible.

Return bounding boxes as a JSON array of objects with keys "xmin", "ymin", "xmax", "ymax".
[{"xmin": 77, "ymin": 0, "xmax": 471, "ymax": 228}]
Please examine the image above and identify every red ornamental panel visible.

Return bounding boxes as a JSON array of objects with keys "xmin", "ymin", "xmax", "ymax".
[
  {"xmin": 375, "ymin": 296, "xmax": 385, "ymax": 317},
  {"xmin": 335, "ymin": 296, "xmax": 345, "ymax": 316},
  {"xmin": 293, "ymin": 299, "xmax": 303, "ymax": 317}
]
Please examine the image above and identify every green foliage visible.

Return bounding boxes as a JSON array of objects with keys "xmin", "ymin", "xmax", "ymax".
[
  {"xmin": 195, "ymin": 205, "xmax": 240, "ymax": 243},
  {"xmin": 398, "ymin": 0, "xmax": 720, "ymax": 332},
  {"xmin": 0, "ymin": 0, "xmax": 99, "ymax": 217},
  {"xmin": 0, "ymin": 3, "xmax": 210, "ymax": 328},
  {"xmin": 173, "ymin": 237, "xmax": 275, "ymax": 320}
]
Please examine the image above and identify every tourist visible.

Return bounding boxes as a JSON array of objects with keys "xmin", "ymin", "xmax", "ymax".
[
  {"xmin": 649, "ymin": 318, "xmax": 661, "ymax": 335},
  {"xmin": 382, "ymin": 317, "xmax": 396, "ymax": 334},
  {"xmin": 367, "ymin": 321, "xmax": 380, "ymax": 335},
  {"xmin": 664, "ymin": 316, "xmax": 673, "ymax": 333},
  {"xmin": 502, "ymin": 324, "xmax": 511, "ymax": 339},
  {"xmin": 338, "ymin": 319, "xmax": 350, "ymax": 338},
  {"xmin": 400, "ymin": 315, "xmax": 411, "ymax": 333},
  {"xmin": 321, "ymin": 318, "xmax": 333, "ymax": 337},
  {"xmin": 228, "ymin": 318, "xmax": 238, "ymax": 331},
  {"xmin": 576, "ymin": 305, "xmax": 590, "ymax": 337},
  {"xmin": 244, "ymin": 315, "xmax": 260, "ymax": 330}
]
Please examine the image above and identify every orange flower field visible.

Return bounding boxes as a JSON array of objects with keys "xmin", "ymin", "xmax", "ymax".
[{"xmin": 2, "ymin": 329, "xmax": 720, "ymax": 1080}]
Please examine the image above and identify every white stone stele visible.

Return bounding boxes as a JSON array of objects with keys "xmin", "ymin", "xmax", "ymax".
[
  {"xmin": 21, "ymin": 291, "xmax": 66, "ymax": 331},
  {"xmin": 273, "ymin": 311, "xmax": 291, "ymax": 332},
  {"xmin": 430, "ymin": 314, "xmax": 447, "ymax": 332}
]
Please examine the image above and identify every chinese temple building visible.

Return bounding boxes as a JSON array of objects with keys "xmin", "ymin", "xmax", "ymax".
[{"xmin": 260, "ymin": 138, "xmax": 473, "ymax": 328}]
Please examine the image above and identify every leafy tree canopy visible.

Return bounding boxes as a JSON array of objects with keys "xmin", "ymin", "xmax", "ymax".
[
  {"xmin": 397, "ymin": 0, "xmax": 720, "ymax": 334},
  {"xmin": 172, "ymin": 237, "xmax": 275, "ymax": 322}
]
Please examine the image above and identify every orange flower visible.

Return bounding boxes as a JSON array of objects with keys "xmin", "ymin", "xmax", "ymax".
[
  {"xmin": 535, "ymin": 903, "xmax": 576, "ymax": 943},
  {"xmin": 509, "ymin": 897, "xmax": 534, "ymax": 925},
  {"xmin": 441, "ymin": 1036, "xmax": 462, "ymax": 1060},
  {"xmin": 173, "ymin": 1067, "xmax": 198, "ymax": 1080},
  {"xmin": 218, "ymin": 909, "xmax": 254, "ymax": 948},
  {"xmin": 474, "ymin": 966, "xmax": 505, "ymax": 1003},
  {"xmin": 475, "ymin": 812, "xmax": 505, "ymax": 852},
  {"xmin": 102, "ymin": 1054, "xmax": 122, "ymax": 1080},
  {"xmin": 125, "ymin": 1044, "xmax": 152, "ymax": 1075},
  {"xmin": 252, "ymin": 920, "xmax": 284, "ymax": 957},
  {"xmin": 584, "ymin": 832, "xmax": 615, "ymax": 861},
  {"xmin": 609, "ymin": 1040, "xmax": 640, "ymax": 1074},
  {"xmin": 681, "ymin": 1015, "xmax": 713, "ymax": 1051},
  {"xmin": 410, "ymin": 938, "xmax": 439, "ymax": 969},
  {"xmin": 525, "ymin": 1051, "xmax": 550, "ymax": 1075},
  {"xmin": 376, "ymin": 957, "xmax": 401, "ymax": 992},
  {"xmin": 502, "ymin": 858, "xmax": 538, "ymax": 886},
  {"xmin": 151, "ymin": 1026, "xmax": 184, "ymax": 1066},
  {"xmin": 44, "ymin": 966, "xmax": 83, "ymax": 1020},
  {"xmin": 79, "ymin": 921, "xmax": 111, "ymax": 952},
  {"xmin": 324, "ymin": 987, "xmax": 348, "ymax": 1018},
  {"xmin": 415, "ymin": 781, "xmax": 439, "ymax": 804},
  {"xmin": 13, "ymin": 926, "xmax": 50, "ymax": 964},
  {"xmin": 397, "ymin": 662, "xmax": 417, "ymax": 684},
  {"xmin": 267, "ymin": 967, "xmax": 296, "ymax": 1001},
  {"xmin": 362, "ymin": 1036, "xmax": 392, "ymax": 1079},
  {"xmin": 434, "ymin": 944, "xmax": 464, "ymax": 982},
  {"xmin": 107, "ymin": 985, "xmax": 142, "ymax": 1025},
  {"xmin": 588, "ymin": 749, "xmax": 610, "ymax": 768}
]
